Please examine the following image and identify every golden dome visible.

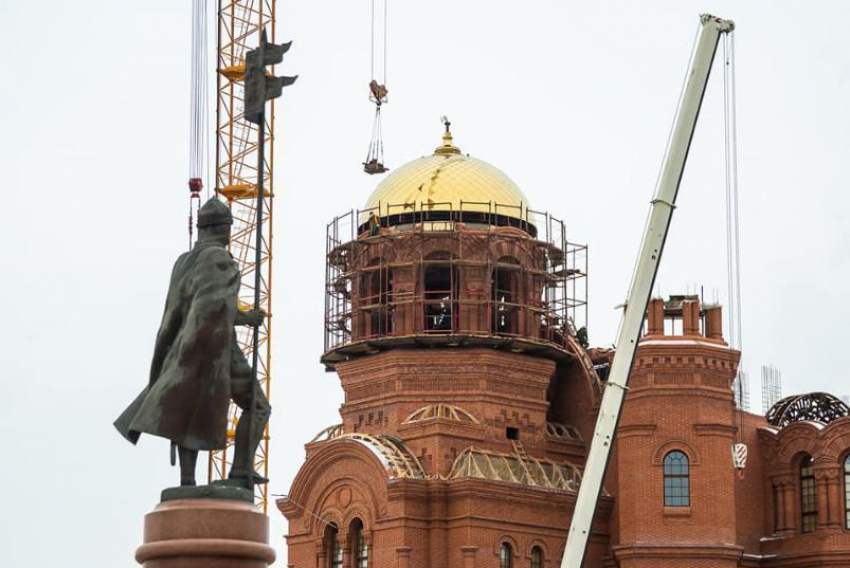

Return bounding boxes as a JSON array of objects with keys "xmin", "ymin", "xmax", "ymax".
[{"xmin": 362, "ymin": 124, "xmax": 530, "ymax": 222}]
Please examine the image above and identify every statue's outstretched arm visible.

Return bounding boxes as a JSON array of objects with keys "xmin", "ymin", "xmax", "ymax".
[{"xmin": 235, "ymin": 307, "xmax": 266, "ymax": 328}]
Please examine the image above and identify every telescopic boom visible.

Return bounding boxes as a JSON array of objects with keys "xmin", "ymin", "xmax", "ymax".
[{"xmin": 560, "ymin": 14, "xmax": 734, "ymax": 567}]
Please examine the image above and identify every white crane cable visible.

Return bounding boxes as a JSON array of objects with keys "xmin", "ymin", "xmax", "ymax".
[
  {"xmin": 723, "ymin": 32, "xmax": 743, "ymax": 353},
  {"xmin": 189, "ymin": 0, "xmax": 209, "ymax": 186},
  {"xmin": 370, "ymin": 0, "xmax": 388, "ymax": 85}
]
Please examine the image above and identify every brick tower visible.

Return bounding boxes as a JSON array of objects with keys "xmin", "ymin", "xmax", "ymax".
[
  {"xmin": 278, "ymin": 129, "xmax": 850, "ymax": 567},
  {"xmin": 279, "ymin": 126, "xmax": 609, "ymax": 568},
  {"xmin": 612, "ymin": 296, "xmax": 742, "ymax": 567}
]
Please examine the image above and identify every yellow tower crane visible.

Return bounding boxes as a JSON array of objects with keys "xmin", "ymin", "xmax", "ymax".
[{"xmin": 208, "ymin": 0, "xmax": 278, "ymax": 513}]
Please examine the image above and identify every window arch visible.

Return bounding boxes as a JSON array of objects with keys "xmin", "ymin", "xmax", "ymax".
[
  {"xmin": 499, "ymin": 542, "xmax": 512, "ymax": 568},
  {"xmin": 325, "ymin": 524, "xmax": 342, "ymax": 568},
  {"xmin": 530, "ymin": 546, "xmax": 544, "ymax": 568},
  {"xmin": 800, "ymin": 454, "xmax": 817, "ymax": 533},
  {"xmin": 844, "ymin": 455, "xmax": 850, "ymax": 529},
  {"xmin": 663, "ymin": 450, "xmax": 690, "ymax": 507},
  {"xmin": 350, "ymin": 518, "xmax": 368, "ymax": 568}
]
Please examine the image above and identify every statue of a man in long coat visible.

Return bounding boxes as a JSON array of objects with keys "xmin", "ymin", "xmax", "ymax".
[{"xmin": 115, "ymin": 198, "xmax": 270, "ymax": 487}]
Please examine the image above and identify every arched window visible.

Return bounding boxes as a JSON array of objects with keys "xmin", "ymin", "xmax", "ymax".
[
  {"xmin": 350, "ymin": 519, "xmax": 368, "ymax": 568},
  {"xmin": 358, "ymin": 260, "xmax": 392, "ymax": 338},
  {"xmin": 844, "ymin": 455, "xmax": 850, "ymax": 529},
  {"xmin": 423, "ymin": 252, "xmax": 457, "ymax": 332},
  {"xmin": 530, "ymin": 546, "xmax": 544, "ymax": 568},
  {"xmin": 663, "ymin": 451, "xmax": 690, "ymax": 507},
  {"xmin": 800, "ymin": 455, "xmax": 817, "ymax": 533},
  {"xmin": 499, "ymin": 542, "xmax": 512, "ymax": 568},
  {"xmin": 325, "ymin": 524, "xmax": 342, "ymax": 568},
  {"xmin": 492, "ymin": 257, "xmax": 523, "ymax": 334}
]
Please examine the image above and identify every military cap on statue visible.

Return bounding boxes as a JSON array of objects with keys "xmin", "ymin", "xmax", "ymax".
[{"xmin": 198, "ymin": 198, "xmax": 234, "ymax": 228}]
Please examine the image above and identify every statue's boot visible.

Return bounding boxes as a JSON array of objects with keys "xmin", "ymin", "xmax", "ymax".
[
  {"xmin": 178, "ymin": 446, "xmax": 199, "ymax": 486},
  {"xmin": 229, "ymin": 394, "xmax": 271, "ymax": 485}
]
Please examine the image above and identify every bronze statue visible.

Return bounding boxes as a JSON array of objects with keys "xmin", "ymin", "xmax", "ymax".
[{"xmin": 115, "ymin": 198, "xmax": 270, "ymax": 489}]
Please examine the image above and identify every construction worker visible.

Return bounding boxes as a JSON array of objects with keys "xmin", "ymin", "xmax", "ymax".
[{"xmin": 368, "ymin": 212, "xmax": 381, "ymax": 236}]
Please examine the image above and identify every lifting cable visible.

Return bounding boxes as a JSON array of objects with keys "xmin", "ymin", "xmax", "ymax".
[
  {"xmin": 364, "ymin": 0, "xmax": 389, "ymax": 175},
  {"xmin": 723, "ymin": 30, "xmax": 749, "ymax": 473},
  {"xmin": 724, "ymin": 31, "xmax": 743, "ymax": 361},
  {"xmin": 188, "ymin": 0, "xmax": 210, "ymax": 246}
]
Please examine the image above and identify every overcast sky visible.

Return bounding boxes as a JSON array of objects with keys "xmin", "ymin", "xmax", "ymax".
[{"xmin": 1, "ymin": 1, "xmax": 849, "ymax": 566}]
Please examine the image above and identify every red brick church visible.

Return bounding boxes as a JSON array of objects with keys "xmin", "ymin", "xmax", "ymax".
[{"xmin": 277, "ymin": 128, "xmax": 850, "ymax": 567}]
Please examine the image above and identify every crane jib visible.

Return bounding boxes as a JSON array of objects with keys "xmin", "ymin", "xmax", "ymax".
[{"xmin": 560, "ymin": 14, "xmax": 734, "ymax": 568}]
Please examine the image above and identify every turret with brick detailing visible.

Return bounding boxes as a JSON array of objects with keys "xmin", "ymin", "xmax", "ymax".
[
  {"xmin": 612, "ymin": 295, "xmax": 742, "ymax": 568},
  {"xmin": 280, "ymin": 130, "xmax": 609, "ymax": 568}
]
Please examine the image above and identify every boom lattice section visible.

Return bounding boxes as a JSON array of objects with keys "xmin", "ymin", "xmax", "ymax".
[{"xmin": 209, "ymin": 0, "xmax": 276, "ymax": 513}]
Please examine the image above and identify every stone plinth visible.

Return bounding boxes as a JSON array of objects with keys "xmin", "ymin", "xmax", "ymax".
[{"xmin": 136, "ymin": 499, "xmax": 275, "ymax": 568}]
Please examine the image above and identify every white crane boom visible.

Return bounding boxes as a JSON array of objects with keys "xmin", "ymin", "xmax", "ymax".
[{"xmin": 560, "ymin": 14, "xmax": 734, "ymax": 568}]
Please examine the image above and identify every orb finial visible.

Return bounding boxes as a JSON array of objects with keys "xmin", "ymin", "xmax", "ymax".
[{"xmin": 435, "ymin": 115, "xmax": 461, "ymax": 155}]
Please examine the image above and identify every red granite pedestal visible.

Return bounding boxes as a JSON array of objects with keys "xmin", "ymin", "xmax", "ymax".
[{"xmin": 135, "ymin": 499, "xmax": 276, "ymax": 568}]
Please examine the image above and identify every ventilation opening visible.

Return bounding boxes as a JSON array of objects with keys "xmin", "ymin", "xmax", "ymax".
[{"xmin": 506, "ymin": 427, "xmax": 520, "ymax": 440}]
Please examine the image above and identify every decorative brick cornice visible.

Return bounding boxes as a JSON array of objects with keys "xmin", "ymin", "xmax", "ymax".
[
  {"xmin": 613, "ymin": 543, "xmax": 744, "ymax": 561},
  {"xmin": 617, "ymin": 423, "xmax": 657, "ymax": 438},
  {"xmin": 693, "ymin": 423, "xmax": 737, "ymax": 437},
  {"xmin": 625, "ymin": 386, "xmax": 735, "ymax": 402}
]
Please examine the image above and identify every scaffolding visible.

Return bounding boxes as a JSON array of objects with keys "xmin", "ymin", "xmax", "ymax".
[
  {"xmin": 209, "ymin": 0, "xmax": 276, "ymax": 513},
  {"xmin": 323, "ymin": 201, "xmax": 588, "ymax": 364}
]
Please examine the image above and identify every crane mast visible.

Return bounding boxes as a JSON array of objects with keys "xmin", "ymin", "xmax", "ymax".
[
  {"xmin": 561, "ymin": 14, "xmax": 734, "ymax": 567},
  {"xmin": 208, "ymin": 0, "xmax": 277, "ymax": 513}
]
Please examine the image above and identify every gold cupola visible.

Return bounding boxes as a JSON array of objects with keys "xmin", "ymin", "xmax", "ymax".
[{"xmin": 361, "ymin": 121, "xmax": 531, "ymax": 225}]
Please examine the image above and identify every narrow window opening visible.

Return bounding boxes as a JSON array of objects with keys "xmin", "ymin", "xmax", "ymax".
[
  {"xmin": 424, "ymin": 257, "xmax": 456, "ymax": 332},
  {"xmin": 663, "ymin": 450, "xmax": 690, "ymax": 507},
  {"xmin": 800, "ymin": 455, "xmax": 817, "ymax": 533},
  {"xmin": 499, "ymin": 542, "xmax": 512, "ymax": 568},
  {"xmin": 492, "ymin": 258, "xmax": 522, "ymax": 335},
  {"xmin": 506, "ymin": 427, "xmax": 520, "ymax": 441},
  {"xmin": 530, "ymin": 546, "xmax": 543, "ymax": 568},
  {"xmin": 359, "ymin": 261, "xmax": 392, "ymax": 338},
  {"xmin": 772, "ymin": 482, "xmax": 780, "ymax": 533},
  {"xmin": 844, "ymin": 455, "xmax": 850, "ymax": 529},
  {"xmin": 351, "ymin": 519, "xmax": 368, "ymax": 568},
  {"xmin": 325, "ymin": 524, "xmax": 342, "ymax": 568}
]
